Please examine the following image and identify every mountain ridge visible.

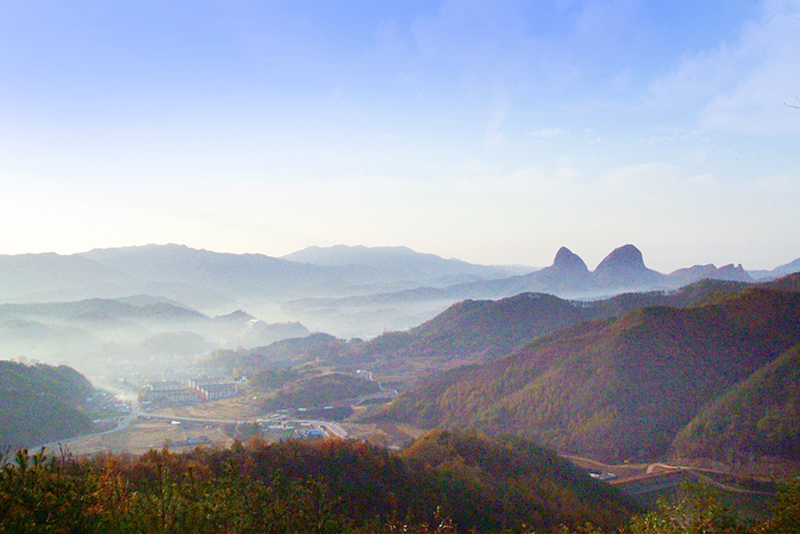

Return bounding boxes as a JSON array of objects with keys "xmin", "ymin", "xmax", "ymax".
[
  {"xmin": 371, "ymin": 277, "xmax": 800, "ymax": 466},
  {"xmin": 1, "ymin": 243, "xmax": 798, "ymax": 338},
  {"xmin": 283, "ymin": 244, "xmax": 768, "ymax": 336}
]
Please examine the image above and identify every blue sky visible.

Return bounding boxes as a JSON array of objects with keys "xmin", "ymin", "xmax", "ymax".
[{"xmin": 1, "ymin": 0, "xmax": 798, "ymax": 271}]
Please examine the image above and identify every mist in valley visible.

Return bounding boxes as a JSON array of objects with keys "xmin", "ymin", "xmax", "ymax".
[{"xmin": 2, "ymin": 3, "xmax": 800, "ymax": 528}]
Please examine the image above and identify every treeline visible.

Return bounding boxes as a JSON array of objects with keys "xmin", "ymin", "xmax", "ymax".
[
  {"xmin": 2, "ymin": 434, "xmax": 798, "ymax": 533},
  {"xmin": 0, "ymin": 360, "xmax": 93, "ymax": 450},
  {"xmin": 0, "ymin": 431, "xmax": 636, "ymax": 534}
]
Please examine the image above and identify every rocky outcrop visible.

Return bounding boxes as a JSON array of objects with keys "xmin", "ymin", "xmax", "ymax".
[
  {"xmin": 592, "ymin": 244, "xmax": 665, "ymax": 289},
  {"xmin": 524, "ymin": 247, "xmax": 595, "ymax": 293}
]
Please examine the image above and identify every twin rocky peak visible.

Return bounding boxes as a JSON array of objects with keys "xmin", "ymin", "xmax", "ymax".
[{"xmin": 530, "ymin": 244, "xmax": 750, "ymax": 294}]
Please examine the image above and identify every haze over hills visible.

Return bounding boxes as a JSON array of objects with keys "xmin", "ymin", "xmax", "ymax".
[
  {"xmin": 0, "ymin": 296, "xmax": 308, "ymax": 374},
  {"xmin": 4, "ymin": 1, "xmax": 800, "ymax": 526},
  {"xmin": 284, "ymin": 244, "xmax": 765, "ymax": 336},
  {"xmin": 202, "ymin": 273, "xmax": 800, "ymax": 478},
  {"xmin": 354, "ymin": 279, "xmax": 755, "ymax": 371},
  {"xmin": 2, "ymin": 243, "xmax": 799, "ymax": 393},
  {"xmin": 749, "ymin": 257, "xmax": 800, "ymax": 280},
  {"xmin": 2, "ymin": 241, "xmax": 800, "ymax": 511},
  {"xmin": 213, "ymin": 278, "xmax": 757, "ymax": 375},
  {"xmin": 401, "ymin": 243, "xmax": 755, "ymax": 299},
  {"xmin": 281, "ymin": 244, "xmax": 531, "ymax": 285},
  {"xmin": 80, "ymin": 243, "xmax": 529, "ymax": 300},
  {"xmin": 0, "ymin": 243, "xmax": 798, "ymax": 339},
  {"xmin": 80, "ymin": 243, "xmax": 351, "ymax": 303},
  {"xmin": 210, "ymin": 280, "xmax": 755, "ymax": 406},
  {"xmin": 0, "ymin": 253, "xmax": 134, "ymax": 302}
]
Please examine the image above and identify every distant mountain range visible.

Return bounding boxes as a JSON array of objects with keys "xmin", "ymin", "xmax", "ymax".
[
  {"xmin": 1, "ymin": 243, "xmax": 798, "ymax": 337},
  {"xmin": 0, "ymin": 244, "xmax": 528, "ymax": 308},
  {"xmin": 293, "ymin": 244, "xmax": 756, "ymax": 306},
  {"xmin": 282, "ymin": 244, "xmax": 784, "ymax": 336},
  {"xmin": 281, "ymin": 244, "xmax": 530, "ymax": 284},
  {"xmin": 5, "ymin": 243, "xmax": 799, "ymax": 477}
]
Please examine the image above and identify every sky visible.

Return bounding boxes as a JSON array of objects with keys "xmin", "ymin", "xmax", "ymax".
[{"xmin": 1, "ymin": 0, "xmax": 799, "ymax": 272}]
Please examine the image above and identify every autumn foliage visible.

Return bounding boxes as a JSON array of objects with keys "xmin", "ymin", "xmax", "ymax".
[{"xmin": 0, "ymin": 431, "xmax": 637, "ymax": 534}]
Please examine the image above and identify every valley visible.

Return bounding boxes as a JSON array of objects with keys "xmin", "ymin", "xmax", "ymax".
[
  {"xmin": 5, "ymin": 2, "xmax": 800, "ymax": 529},
  {"xmin": 3, "ymin": 244, "xmax": 800, "ymax": 531}
]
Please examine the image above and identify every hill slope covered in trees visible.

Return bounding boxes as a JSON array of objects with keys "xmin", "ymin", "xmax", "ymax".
[
  {"xmin": 0, "ymin": 361, "xmax": 93, "ymax": 450},
  {"xmin": 372, "ymin": 281, "xmax": 800, "ymax": 465},
  {"xmin": 355, "ymin": 279, "xmax": 750, "ymax": 368},
  {"xmin": 670, "ymin": 342, "xmax": 800, "ymax": 469}
]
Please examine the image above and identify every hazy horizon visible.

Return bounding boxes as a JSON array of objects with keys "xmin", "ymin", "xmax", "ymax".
[
  {"xmin": 1, "ymin": 240, "xmax": 796, "ymax": 276},
  {"xmin": 1, "ymin": 1, "xmax": 799, "ymax": 272}
]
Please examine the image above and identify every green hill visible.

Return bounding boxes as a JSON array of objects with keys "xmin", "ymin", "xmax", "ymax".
[{"xmin": 0, "ymin": 361, "xmax": 93, "ymax": 450}]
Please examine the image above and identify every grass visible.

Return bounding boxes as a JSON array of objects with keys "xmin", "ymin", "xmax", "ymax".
[{"xmin": 147, "ymin": 396, "xmax": 259, "ymax": 421}]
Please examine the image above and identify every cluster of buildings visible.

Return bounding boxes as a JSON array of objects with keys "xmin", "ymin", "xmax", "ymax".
[{"xmin": 140, "ymin": 379, "xmax": 239, "ymax": 406}]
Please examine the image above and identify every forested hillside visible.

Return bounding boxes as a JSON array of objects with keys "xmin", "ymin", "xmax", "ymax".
[
  {"xmin": 373, "ymin": 282, "xmax": 800, "ymax": 465},
  {"xmin": 357, "ymin": 279, "xmax": 750, "ymax": 367},
  {"xmin": 671, "ymin": 343, "xmax": 800, "ymax": 468},
  {"xmin": 0, "ymin": 361, "xmax": 93, "ymax": 450},
  {"xmin": 208, "ymin": 333, "xmax": 352, "ymax": 374}
]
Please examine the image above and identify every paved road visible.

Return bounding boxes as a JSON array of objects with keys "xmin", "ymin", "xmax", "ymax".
[
  {"xmin": 17, "ymin": 379, "xmax": 354, "ymax": 461},
  {"xmin": 23, "ymin": 408, "xmax": 138, "ymax": 458},
  {"xmin": 353, "ymin": 369, "xmax": 398, "ymax": 407}
]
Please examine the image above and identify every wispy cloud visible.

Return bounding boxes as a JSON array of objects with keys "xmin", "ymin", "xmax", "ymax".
[
  {"xmin": 408, "ymin": 1, "xmax": 642, "ymax": 143},
  {"xmin": 650, "ymin": 0, "xmax": 800, "ymax": 134},
  {"xmin": 529, "ymin": 127, "xmax": 565, "ymax": 138},
  {"xmin": 485, "ymin": 84, "xmax": 512, "ymax": 145}
]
